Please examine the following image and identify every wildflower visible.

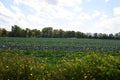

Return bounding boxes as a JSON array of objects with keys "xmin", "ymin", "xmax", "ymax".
[
  {"xmin": 6, "ymin": 66, "xmax": 9, "ymax": 69},
  {"xmin": 63, "ymin": 68, "xmax": 66, "ymax": 71},
  {"xmin": 30, "ymin": 73, "xmax": 33, "ymax": 76},
  {"xmin": 45, "ymin": 58, "xmax": 48, "ymax": 60},
  {"xmin": 30, "ymin": 67, "xmax": 33, "ymax": 71},
  {"xmin": 84, "ymin": 76, "xmax": 87, "ymax": 79}
]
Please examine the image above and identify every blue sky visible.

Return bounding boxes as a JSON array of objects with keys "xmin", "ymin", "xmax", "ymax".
[{"xmin": 0, "ymin": 0, "xmax": 120, "ymax": 33}]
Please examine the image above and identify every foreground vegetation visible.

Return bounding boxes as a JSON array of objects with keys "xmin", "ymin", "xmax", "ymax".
[{"xmin": 0, "ymin": 49, "xmax": 120, "ymax": 80}]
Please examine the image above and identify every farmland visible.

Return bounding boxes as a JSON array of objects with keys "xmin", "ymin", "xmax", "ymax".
[
  {"xmin": 0, "ymin": 37, "xmax": 120, "ymax": 80},
  {"xmin": 0, "ymin": 37, "xmax": 120, "ymax": 46},
  {"xmin": 0, "ymin": 37, "xmax": 120, "ymax": 50}
]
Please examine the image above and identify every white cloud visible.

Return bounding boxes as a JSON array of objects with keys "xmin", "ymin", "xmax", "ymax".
[
  {"xmin": 74, "ymin": 6, "xmax": 82, "ymax": 12},
  {"xmin": 92, "ymin": 14, "xmax": 120, "ymax": 33},
  {"xmin": 76, "ymin": 10, "xmax": 101, "ymax": 21},
  {"xmin": 113, "ymin": 7, "xmax": 120, "ymax": 16},
  {"xmin": 77, "ymin": 12, "xmax": 92, "ymax": 20},
  {"xmin": 87, "ymin": 0, "xmax": 92, "ymax": 2},
  {"xmin": 46, "ymin": 0, "xmax": 58, "ymax": 5},
  {"xmin": 0, "ymin": 2, "xmax": 15, "ymax": 29},
  {"xmin": 105, "ymin": 0, "xmax": 109, "ymax": 2},
  {"xmin": 0, "ymin": 2, "xmax": 14, "ymax": 20},
  {"xmin": 92, "ymin": 10, "xmax": 101, "ymax": 18},
  {"xmin": 13, "ymin": 0, "xmax": 81, "ymax": 20},
  {"xmin": 0, "ymin": 0, "xmax": 120, "ymax": 34},
  {"xmin": 58, "ymin": 0, "xmax": 82, "ymax": 7},
  {"xmin": 0, "ymin": 1, "xmax": 29, "ymax": 30}
]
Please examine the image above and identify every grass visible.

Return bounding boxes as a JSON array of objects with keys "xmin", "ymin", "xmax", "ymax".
[
  {"xmin": 0, "ymin": 49, "xmax": 120, "ymax": 80},
  {"xmin": 0, "ymin": 37, "xmax": 120, "ymax": 46}
]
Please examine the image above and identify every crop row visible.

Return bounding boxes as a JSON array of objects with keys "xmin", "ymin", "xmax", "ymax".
[
  {"xmin": 0, "ymin": 45, "xmax": 120, "ymax": 50},
  {"xmin": 0, "ymin": 38, "xmax": 120, "ymax": 46}
]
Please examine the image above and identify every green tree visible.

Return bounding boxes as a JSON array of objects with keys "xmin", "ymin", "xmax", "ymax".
[
  {"xmin": 93, "ymin": 33, "xmax": 98, "ymax": 39},
  {"xmin": 0, "ymin": 28, "xmax": 2, "ymax": 37},
  {"xmin": 115, "ymin": 32, "xmax": 120, "ymax": 39},
  {"xmin": 59, "ymin": 29, "xmax": 64, "ymax": 38},
  {"xmin": 25, "ymin": 28, "xmax": 30, "ymax": 37},
  {"xmin": 64, "ymin": 31, "xmax": 75, "ymax": 38},
  {"xmin": 32, "ymin": 29, "xmax": 41, "ymax": 38},
  {"xmin": 75, "ymin": 31, "xmax": 85, "ymax": 38},
  {"xmin": 109, "ymin": 33, "xmax": 114, "ymax": 39},
  {"xmin": 86, "ymin": 33, "xmax": 92, "ymax": 38},
  {"xmin": 21, "ymin": 29, "xmax": 26, "ymax": 37},
  {"xmin": 28, "ymin": 30, "xmax": 32, "ymax": 37},
  {"xmin": 1, "ymin": 28, "xmax": 8, "ymax": 37},
  {"xmin": 98, "ymin": 33, "xmax": 108, "ymax": 39},
  {"xmin": 102, "ymin": 33, "xmax": 108, "ymax": 39},
  {"xmin": 42, "ymin": 27, "xmax": 53, "ymax": 38},
  {"xmin": 53, "ymin": 29, "xmax": 60, "ymax": 38},
  {"xmin": 11, "ymin": 25, "xmax": 23, "ymax": 37}
]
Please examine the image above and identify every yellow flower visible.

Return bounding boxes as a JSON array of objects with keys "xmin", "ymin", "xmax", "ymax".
[
  {"xmin": 30, "ymin": 73, "xmax": 33, "ymax": 76},
  {"xmin": 84, "ymin": 76, "xmax": 87, "ymax": 79},
  {"xmin": 6, "ymin": 66, "xmax": 9, "ymax": 68},
  {"xmin": 30, "ymin": 67, "xmax": 33, "ymax": 71}
]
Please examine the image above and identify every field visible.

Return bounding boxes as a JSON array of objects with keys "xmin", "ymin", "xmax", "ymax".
[
  {"xmin": 0, "ymin": 37, "xmax": 120, "ymax": 50},
  {"xmin": 0, "ymin": 37, "xmax": 120, "ymax": 80},
  {"xmin": 0, "ymin": 37, "xmax": 120, "ymax": 46}
]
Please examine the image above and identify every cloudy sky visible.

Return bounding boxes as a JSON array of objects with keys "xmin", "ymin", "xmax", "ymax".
[{"xmin": 0, "ymin": 0, "xmax": 120, "ymax": 33}]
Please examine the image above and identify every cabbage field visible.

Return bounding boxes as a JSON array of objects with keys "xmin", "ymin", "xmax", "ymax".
[
  {"xmin": 0, "ymin": 37, "xmax": 120, "ymax": 50},
  {"xmin": 0, "ymin": 38, "xmax": 120, "ymax": 80}
]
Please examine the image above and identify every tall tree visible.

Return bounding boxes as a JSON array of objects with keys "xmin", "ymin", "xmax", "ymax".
[
  {"xmin": 11, "ymin": 25, "xmax": 22, "ymax": 37},
  {"xmin": 93, "ymin": 33, "xmax": 98, "ymax": 39},
  {"xmin": 28, "ymin": 30, "xmax": 32, "ymax": 37},
  {"xmin": 75, "ymin": 31, "xmax": 85, "ymax": 38},
  {"xmin": 64, "ymin": 31, "xmax": 75, "ymax": 38},
  {"xmin": 109, "ymin": 33, "xmax": 114, "ymax": 39},
  {"xmin": 59, "ymin": 29, "xmax": 64, "ymax": 38},
  {"xmin": 86, "ymin": 33, "xmax": 92, "ymax": 38},
  {"xmin": 115, "ymin": 32, "xmax": 120, "ymax": 39},
  {"xmin": 1, "ymin": 28, "xmax": 8, "ymax": 37},
  {"xmin": 53, "ymin": 29, "xmax": 60, "ymax": 38},
  {"xmin": 0, "ymin": 28, "xmax": 2, "ymax": 37},
  {"xmin": 42, "ymin": 27, "xmax": 53, "ymax": 38},
  {"xmin": 32, "ymin": 29, "xmax": 41, "ymax": 38},
  {"xmin": 25, "ymin": 28, "xmax": 30, "ymax": 37}
]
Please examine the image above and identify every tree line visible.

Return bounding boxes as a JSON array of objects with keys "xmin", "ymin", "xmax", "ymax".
[{"xmin": 0, "ymin": 25, "xmax": 120, "ymax": 39}]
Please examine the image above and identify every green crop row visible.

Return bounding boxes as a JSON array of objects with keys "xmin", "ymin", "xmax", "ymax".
[
  {"xmin": 0, "ymin": 49, "xmax": 120, "ymax": 80},
  {"xmin": 0, "ymin": 37, "xmax": 120, "ymax": 46}
]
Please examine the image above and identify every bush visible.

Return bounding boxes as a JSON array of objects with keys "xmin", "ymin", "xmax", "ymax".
[{"xmin": 0, "ymin": 50, "xmax": 120, "ymax": 80}]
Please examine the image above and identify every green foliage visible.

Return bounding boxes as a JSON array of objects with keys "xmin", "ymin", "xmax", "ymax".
[
  {"xmin": 0, "ymin": 50, "xmax": 120, "ymax": 80},
  {"xmin": 0, "ymin": 37, "xmax": 120, "ymax": 47},
  {"xmin": 0, "ymin": 25, "xmax": 120, "ymax": 39},
  {"xmin": 1, "ymin": 28, "xmax": 8, "ymax": 37},
  {"xmin": 52, "ymin": 29, "xmax": 64, "ymax": 38},
  {"xmin": 42, "ymin": 27, "xmax": 53, "ymax": 38}
]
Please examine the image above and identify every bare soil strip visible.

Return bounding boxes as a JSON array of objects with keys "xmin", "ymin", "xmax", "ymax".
[{"xmin": 0, "ymin": 45, "xmax": 120, "ymax": 50}]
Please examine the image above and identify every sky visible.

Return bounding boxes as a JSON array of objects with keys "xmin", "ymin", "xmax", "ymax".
[{"xmin": 0, "ymin": 0, "xmax": 120, "ymax": 33}]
